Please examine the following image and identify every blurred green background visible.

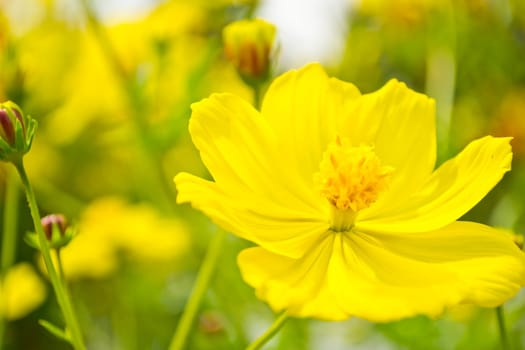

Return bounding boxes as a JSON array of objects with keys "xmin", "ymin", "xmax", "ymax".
[{"xmin": 1, "ymin": 0, "xmax": 525, "ymax": 349}]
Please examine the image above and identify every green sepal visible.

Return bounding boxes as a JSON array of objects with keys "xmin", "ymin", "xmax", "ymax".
[
  {"xmin": 26, "ymin": 118, "xmax": 37, "ymax": 150},
  {"xmin": 0, "ymin": 137, "xmax": 11, "ymax": 156},
  {"xmin": 14, "ymin": 116, "xmax": 25, "ymax": 151},
  {"xmin": 24, "ymin": 231, "xmax": 40, "ymax": 249},
  {"xmin": 24, "ymin": 226, "xmax": 77, "ymax": 250}
]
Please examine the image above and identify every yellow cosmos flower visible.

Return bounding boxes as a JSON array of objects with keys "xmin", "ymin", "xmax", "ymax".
[{"xmin": 174, "ymin": 63, "xmax": 525, "ymax": 322}]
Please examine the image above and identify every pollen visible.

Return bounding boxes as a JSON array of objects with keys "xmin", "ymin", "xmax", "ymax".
[{"xmin": 314, "ymin": 136, "xmax": 393, "ymax": 212}]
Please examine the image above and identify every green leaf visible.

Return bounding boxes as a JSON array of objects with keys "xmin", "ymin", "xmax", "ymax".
[
  {"xmin": 24, "ymin": 232, "xmax": 41, "ymax": 250},
  {"xmin": 38, "ymin": 319, "xmax": 72, "ymax": 344}
]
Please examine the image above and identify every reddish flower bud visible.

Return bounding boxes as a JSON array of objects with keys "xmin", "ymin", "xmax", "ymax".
[
  {"xmin": 26, "ymin": 213, "xmax": 76, "ymax": 250},
  {"xmin": 41, "ymin": 214, "xmax": 68, "ymax": 240},
  {"xmin": 0, "ymin": 108, "xmax": 15, "ymax": 145},
  {"xmin": 0, "ymin": 101, "xmax": 37, "ymax": 162}
]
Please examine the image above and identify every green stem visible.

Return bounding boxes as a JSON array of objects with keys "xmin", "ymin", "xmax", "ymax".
[
  {"xmin": 253, "ymin": 84, "xmax": 262, "ymax": 110},
  {"xmin": 246, "ymin": 311, "xmax": 288, "ymax": 350},
  {"xmin": 246, "ymin": 0, "xmax": 260, "ymax": 19},
  {"xmin": 168, "ymin": 229, "xmax": 226, "ymax": 350},
  {"xmin": 496, "ymin": 305, "xmax": 510, "ymax": 350},
  {"xmin": 13, "ymin": 160, "xmax": 86, "ymax": 350},
  {"xmin": 424, "ymin": 0, "xmax": 456, "ymax": 162},
  {"xmin": 252, "ymin": 82, "xmax": 265, "ymax": 110},
  {"xmin": 56, "ymin": 249, "xmax": 66, "ymax": 282},
  {"xmin": 1, "ymin": 168, "xmax": 19, "ymax": 272},
  {"xmin": 0, "ymin": 167, "xmax": 20, "ymax": 348}
]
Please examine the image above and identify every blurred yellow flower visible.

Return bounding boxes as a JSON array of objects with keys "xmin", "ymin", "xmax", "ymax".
[
  {"xmin": 47, "ymin": 228, "xmax": 118, "ymax": 280},
  {"xmin": 0, "ymin": 263, "xmax": 46, "ymax": 320},
  {"xmin": 223, "ymin": 18, "xmax": 276, "ymax": 82},
  {"xmin": 44, "ymin": 197, "xmax": 190, "ymax": 280},
  {"xmin": 44, "ymin": 31, "xmax": 129, "ymax": 146},
  {"xmin": 16, "ymin": 20, "xmax": 80, "ymax": 108},
  {"xmin": 80, "ymin": 197, "xmax": 190, "ymax": 262},
  {"xmin": 175, "ymin": 63, "xmax": 525, "ymax": 322},
  {"xmin": 45, "ymin": 1, "xmax": 208, "ymax": 145}
]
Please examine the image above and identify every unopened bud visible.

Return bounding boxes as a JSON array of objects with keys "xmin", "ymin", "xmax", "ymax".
[
  {"xmin": 0, "ymin": 101, "xmax": 37, "ymax": 163},
  {"xmin": 223, "ymin": 19, "xmax": 277, "ymax": 84},
  {"xmin": 41, "ymin": 214, "xmax": 68, "ymax": 240},
  {"xmin": 25, "ymin": 213, "xmax": 76, "ymax": 250},
  {"xmin": 0, "ymin": 108, "xmax": 15, "ymax": 145}
]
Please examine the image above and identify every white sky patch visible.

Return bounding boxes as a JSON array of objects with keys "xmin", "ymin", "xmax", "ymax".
[
  {"xmin": 90, "ymin": 0, "xmax": 160, "ymax": 22},
  {"xmin": 257, "ymin": 0, "xmax": 350, "ymax": 70}
]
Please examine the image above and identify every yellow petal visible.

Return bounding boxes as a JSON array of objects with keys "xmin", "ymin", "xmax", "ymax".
[
  {"xmin": 344, "ymin": 79, "xmax": 437, "ymax": 219},
  {"xmin": 175, "ymin": 173, "xmax": 329, "ymax": 258},
  {"xmin": 238, "ymin": 221, "xmax": 525, "ymax": 322},
  {"xmin": 189, "ymin": 92, "xmax": 324, "ymax": 214},
  {"xmin": 360, "ymin": 136, "xmax": 512, "ymax": 233},
  {"xmin": 329, "ymin": 221, "xmax": 525, "ymax": 321},
  {"xmin": 237, "ymin": 234, "xmax": 348, "ymax": 320},
  {"xmin": 178, "ymin": 89, "xmax": 336, "ymax": 257},
  {"xmin": 261, "ymin": 63, "xmax": 361, "ymax": 188}
]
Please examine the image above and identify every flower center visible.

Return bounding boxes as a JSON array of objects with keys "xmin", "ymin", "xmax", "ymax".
[{"xmin": 314, "ymin": 136, "xmax": 393, "ymax": 231}]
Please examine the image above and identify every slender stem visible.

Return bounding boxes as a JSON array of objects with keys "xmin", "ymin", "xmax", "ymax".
[
  {"xmin": 246, "ymin": 311, "xmax": 288, "ymax": 350},
  {"xmin": 168, "ymin": 229, "xmax": 226, "ymax": 350},
  {"xmin": 424, "ymin": 0, "xmax": 456, "ymax": 162},
  {"xmin": 13, "ymin": 160, "xmax": 86, "ymax": 350},
  {"xmin": 0, "ymin": 167, "xmax": 20, "ymax": 348},
  {"xmin": 253, "ymin": 84, "xmax": 262, "ymax": 110},
  {"xmin": 252, "ymin": 83, "xmax": 263, "ymax": 110},
  {"xmin": 1, "ymin": 167, "xmax": 19, "ymax": 272},
  {"xmin": 56, "ymin": 249, "xmax": 66, "ymax": 282},
  {"xmin": 246, "ymin": 0, "xmax": 260, "ymax": 19},
  {"xmin": 496, "ymin": 305, "xmax": 511, "ymax": 350}
]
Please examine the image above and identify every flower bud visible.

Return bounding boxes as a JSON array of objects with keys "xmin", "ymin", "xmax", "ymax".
[
  {"xmin": 0, "ymin": 108, "xmax": 15, "ymax": 145},
  {"xmin": 25, "ymin": 214, "xmax": 76, "ymax": 250},
  {"xmin": 223, "ymin": 19, "xmax": 277, "ymax": 84},
  {"xmin": 41, "ymin": 214, "xmax": 68, "ymax": 240},
  {"xmin": 0, "ymin": 101, "xmax": 37, "ymax": 162}
]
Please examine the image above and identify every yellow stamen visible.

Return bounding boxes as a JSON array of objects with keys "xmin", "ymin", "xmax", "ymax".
[{"xmin": 314, "ymin": 136, "xmax": 393, "ymax": 231}]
